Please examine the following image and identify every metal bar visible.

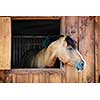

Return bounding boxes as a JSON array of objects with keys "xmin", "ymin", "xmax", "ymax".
[{"xmin": 13, "ymin": 35, "xmax": 61, "ymax": 38}]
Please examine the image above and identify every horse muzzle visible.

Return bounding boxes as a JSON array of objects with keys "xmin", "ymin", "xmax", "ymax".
[{"xmin": 75, "ymin": 60, "xmax": 86, "ymax": 72}]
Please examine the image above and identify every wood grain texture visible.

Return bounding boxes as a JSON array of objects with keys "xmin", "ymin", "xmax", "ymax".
[
  {"xmin": 16, "ymin": 74, "xmax": 29, "ymax": 83},
  {"xmin": 33, "ymin": 73, "xmax": 40, "ymax": 83},
  {"xmin": 45, "ymin": 72, "xmax": 49, "ymax": 83},
  {"xmin": 39, "ymin": 72, "xmax": 46, "ymax": 83},
  {"xmin": 60, "ymin": 16, "xmax": 66, "ymax": 35},
  {"xmin": 95, "ymin": 16, "xmax": 100, "ymax": 82},
  {"xmin": 65, "ymin": 16, "xmax": 79, "ymax": 82},
  {"xmin": 12, "ymin": 16, "xmax": 61, "ymax": 20},
  {"xmin": 0, "ymin": 17, "xmax": 11, "ymax": 70},
  {"xmin": 49, "ymin": 72, "xmax": 62, "ymax": 83},
  {"xmin": 5, "ymin": 73, "xmax": 12, "ymax": 83},
  {"xmin": 0, "ymin": 71, "xmax": 6, "ymax": 82},
  {"xmin": 12, "ymin": 74, "xmax": 16, "ymax": 83},
  {"xmin": 79, "ymin": 16, "xmax": 95, "ymax": 83},
  {"xmin": 6, "ymin": 69, "xmax": 63, "ymax": 83},
  {"xmin": 28, "ymin": 74, "xmax": 33, "ymax": 83}
]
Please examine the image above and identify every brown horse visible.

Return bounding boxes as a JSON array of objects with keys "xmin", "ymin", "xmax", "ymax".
[{"xmin": 21, "ymin": 35, "xmax": 86, "ymax": 71}]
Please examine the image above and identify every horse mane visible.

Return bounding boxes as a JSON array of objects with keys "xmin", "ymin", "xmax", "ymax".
[
  {"xmin": 42, "ymin": 35, "xmax": 63, "ymax": 48},
  {"xmin": 65, "ymin": 36, "xmax": 76, "ymax": 49},
  {"xmin": 42, "ymin": 35, "xmax": 76, "ymax": 49}
]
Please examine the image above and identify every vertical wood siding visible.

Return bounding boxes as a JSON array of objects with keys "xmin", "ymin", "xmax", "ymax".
[
  {"xmin": 95, "ymin": 16, "xmax": 100, "ymax": 82},
  {"xmin": 65, "ymin": 16, "xmax": 79, "ymax": 83},
  {"xmin": 79, "ymin": 17, "xmax": 95, "ymax": 83}
]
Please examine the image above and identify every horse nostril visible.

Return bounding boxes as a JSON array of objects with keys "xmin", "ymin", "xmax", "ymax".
[
  {"xmin": 75, "ymin": 61, "xmax": 85, "ymax": 71},
  {"xmin": 80, "ymin": 61, "xmax": 84, "ymax": 67},
  {"xmin": 77, "ymin": 67, "xmax": 79, "ymax": 71}
]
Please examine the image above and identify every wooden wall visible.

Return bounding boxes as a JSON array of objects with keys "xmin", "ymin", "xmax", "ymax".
[
  {"xmin": 64, "ymin": 16, "xmax": 95, "ymax": 83},
  {"xmin": 4, "ymin": 69, "xmax": 65, "ymax": 83},
  {"xmin": 0, "ymin": 16, "xmax": 100, "ymax": 83}
]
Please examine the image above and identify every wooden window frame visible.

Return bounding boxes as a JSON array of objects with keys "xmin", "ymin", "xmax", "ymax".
[{"xmin": 11, "ymin": 16, "xmax": 66, "ymax": 71}]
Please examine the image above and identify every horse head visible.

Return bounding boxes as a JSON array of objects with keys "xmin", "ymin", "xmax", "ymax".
[{"xmin": 46, "ymin": 35, "xmax": 86, "ymax": 72}]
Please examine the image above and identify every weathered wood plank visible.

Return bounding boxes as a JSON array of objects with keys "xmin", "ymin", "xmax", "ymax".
[
  {"xmin": 12, "ymin": 16, "xmax": 61, "ymax": 20},
  {"xmin": 0, "ymin": 17, "xmax": 11, "ymax": 70},
  {"xmin": 28, "ymin": 74, "xmax": 33, "ymax": 83},
  {"xmin": 79, "ymin": 16, "xmax": 95, "ymax": 83},
  {"xmin": 10, "ymin": 69, "xmax": 62, "ymax": 74},
  {"xmin": 39, "ymin": 72, "xmax": 46, "ymax": 83},
  {"xmin": 16, "ymin": 74, "xmax": 29, "ymax": 83},
  {"xmin": 33, "ymin": 73, "xmax": 40, "ymax": 83},
  {"xmin": 65, "ymin": 16, "xmax": 79, "ymax": 82},
  {"xmin": 6, "ymin": 69, "xmax": 64, "ymax": 83},
  {"xmin": 5, "ymin": 73, "xmax": 12, "ymax": 83},
  {"xmin": 45, "ymin": 72, "xmax": 49, "ymax": 83},
  {"xmin": 12, "ymin": 74, "xmax": 16, "ymax": 83},
  {"xmin": 95, "ymin": 16, "xmax": 100, "ymax": 82},
  {"xmin": 0, "ymin": 71, "xmax": 6, "ymax": 83},
  {"xmin": 60, "ymin": 16, "xmax": 66, "ymax": 35},
  {"xmin": 49, "ymin": 72, "xmax": 62, "ymax": 83}
]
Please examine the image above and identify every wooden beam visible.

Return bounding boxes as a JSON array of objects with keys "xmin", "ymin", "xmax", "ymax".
[{"xmin": 11, "ymin": 16, "xmax": 61, "ymax": 20}]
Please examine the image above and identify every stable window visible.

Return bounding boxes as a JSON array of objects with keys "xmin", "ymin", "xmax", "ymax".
[{"xmin": 11, "ymin": 17, "xmax": 61, "ymax": 69}]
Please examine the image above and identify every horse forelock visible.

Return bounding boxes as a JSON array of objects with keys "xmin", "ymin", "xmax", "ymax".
[{"xmin": 65, "ymin": 36, "xmax": 76, "ymax": 49}]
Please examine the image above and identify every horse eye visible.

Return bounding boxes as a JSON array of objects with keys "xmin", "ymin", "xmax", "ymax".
[{"xmin": 68, "ymin": 47, "xmax": 73, "ymax": 50}]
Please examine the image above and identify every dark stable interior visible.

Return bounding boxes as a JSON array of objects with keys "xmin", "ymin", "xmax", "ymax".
[{"xmin": 11, "ymin": 19, "xmax": 60, "ymax": 68}]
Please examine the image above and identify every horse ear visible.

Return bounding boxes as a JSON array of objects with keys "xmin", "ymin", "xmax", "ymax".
[
  {"xmin": 61, "ymin": 35, "xmax": 67, "ymax": 42},
  {"xmin": 60, "ymin": 35, "xmax": 67, "ymax": 47},
  {"xmin": 63, "ymin": 35, "xmax": 68, "ymax": 47},
  {"xmin": 64, "ymin": 35, "xmax": 67, "ymax": 40}
]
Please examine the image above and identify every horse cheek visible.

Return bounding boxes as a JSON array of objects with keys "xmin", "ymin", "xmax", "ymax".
[
  {"xmin": 58, "ymin": 48, "xmax": 69, "ymax": 63},
  {"xmin": 63, "ymin": 42, "xmax": 67, "ymax": 47}
]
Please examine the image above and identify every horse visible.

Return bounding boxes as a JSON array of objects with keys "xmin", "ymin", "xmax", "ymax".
[{"xmin": 20, "ymin": 35, "xmax": 86, "ymax": 71}]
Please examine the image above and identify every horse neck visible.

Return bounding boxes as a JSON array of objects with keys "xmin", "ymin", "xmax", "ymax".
[{"xmin": 44, "ymin": 47, "xmax": 57, "ymax": 67}]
